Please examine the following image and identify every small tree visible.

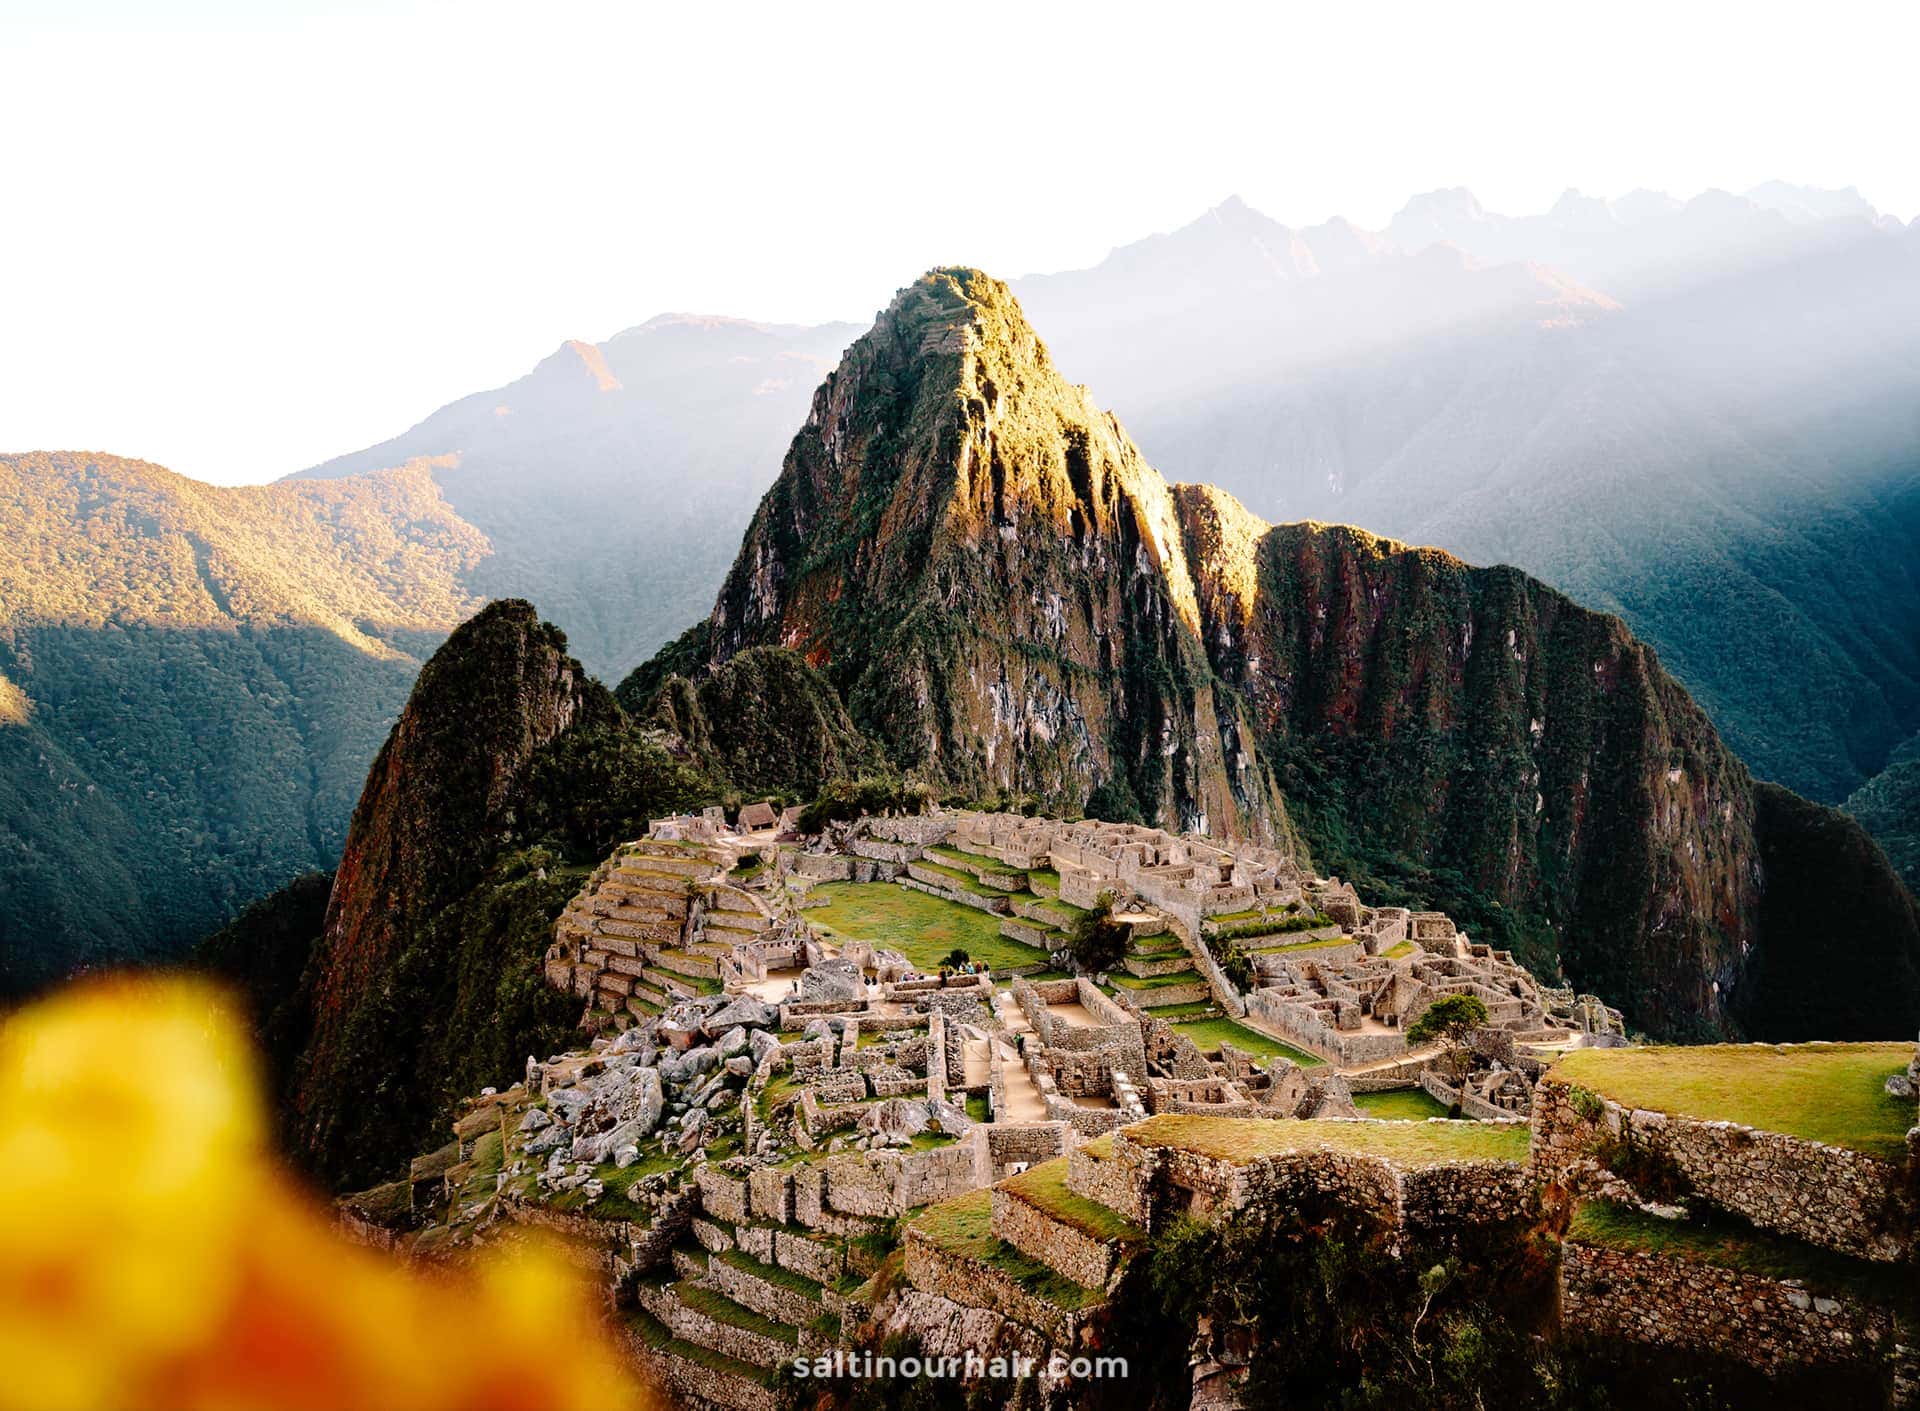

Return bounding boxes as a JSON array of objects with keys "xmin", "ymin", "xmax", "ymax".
[
  {"xmin": 939, "ymin": 948, "xmax": 971, "ymax": 971},
  {"xmin": 1405, "ymin": 993, "xmax": 1489, "ymax": 1083},
  {"xmin": 1067, "ymin": 892, "xmax": 1130, "ymax": 974}
]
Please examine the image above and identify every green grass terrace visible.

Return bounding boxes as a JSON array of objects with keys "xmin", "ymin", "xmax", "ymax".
[
  {"xmin": 909, "ymin": 1188, "xmax": 1105, "ymax": 1311},
  {"xmin": 1354, "ymin": 1088, "xmax": 1452, "ymax": 1121},
  {"xmin": 1550, "ymin": 1042, "xmax": 1916, "ymax": 1161},
  {"xmin": 1120, "ymin": 1113, "xmax": 1531, "ymax": 1165},
  {"xmin": 999, "ymin": 1157, "xmax": 1146, "ymax": 1244},
  {"xmin": 803, "ymin": 881, "xmax": 1047, "ymax": 972}
]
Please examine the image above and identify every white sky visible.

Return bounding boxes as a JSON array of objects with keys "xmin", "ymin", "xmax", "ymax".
[{"xmin": 3, "ymin": 0, "xmax": 1916, "ymax": 486}]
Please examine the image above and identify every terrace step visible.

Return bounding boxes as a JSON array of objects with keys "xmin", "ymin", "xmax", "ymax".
[
  {"xmin": 1122, "ymin": 951, "xmax": 1195, "ymax": 979},
  {"xmin": 634, "ymin": 1278, "xmax": 800, "ymax": 1371},
  {"xmin": 989, "ymin": 1159, "xmax": 1141, "ymax": 1291},
  {"xmin": 641, "ymin": 965, "xmax": 706, "ymax": 999},
  {"xmin": 655, "ymin": 949, "xmax": 722, "ymax": 980},
  {"xmin": 623, "ymin": 1305, "xmax": 779, "ymax": 1408},
  {"xmin": 700, "ymin": 1247, "xmax": 831, "ymax": 1329},
  {"xmin": 618, "ymin": 850, "xmax": 716, "ymax": 880}
]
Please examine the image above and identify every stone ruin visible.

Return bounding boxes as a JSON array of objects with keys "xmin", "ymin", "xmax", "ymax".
[{"xmin": 357, "ymin": 795, "xmax": 1920, "ymax": 1411}]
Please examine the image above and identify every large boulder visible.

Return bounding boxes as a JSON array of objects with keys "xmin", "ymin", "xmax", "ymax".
[
  {"xmin": 703, "ymin": 996, "xmax": 779, "ymax": 1036},
  {"xmin": 857, "ymin": 1097, "xmax": 931, "ymax": 1147},
  {"xmin": 925, "ymin": 1098, "xmax": 973, "ymax": 1137},
  {"xmin": 799, "ymin": 959, "xmax": 865, "ymax": 1003},
  {"xmin": 620, "ymin": 1066, "xmax": 666, "ymax": 1135}
]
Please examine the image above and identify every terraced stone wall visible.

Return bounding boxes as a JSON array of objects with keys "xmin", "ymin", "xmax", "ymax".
[
  {"xmin": 1534, "ymin": 1078, "xmax": 1916, "ymax": 1263},
  {"xmin": 1560, "ymin": 1241, "xmax": 1899, "ymax": 1381}
]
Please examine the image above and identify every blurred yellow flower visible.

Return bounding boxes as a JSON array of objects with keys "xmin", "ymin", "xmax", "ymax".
[{"xmin": 0, "ymin": 976, "xmax": 656, "ymax": 1411}]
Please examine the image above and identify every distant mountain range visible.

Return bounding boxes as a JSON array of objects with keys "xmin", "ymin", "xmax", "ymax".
[
  {"xmin": 0, "ymin": 451, "xmax": 481, "ymax": 989},
  {"xmin": 5, "ymin": 181, "xmax": 1919, "ymax": 990},
  {"xmin": 291, "ymin": 314, "xmax": 858, "ymax": 680}
]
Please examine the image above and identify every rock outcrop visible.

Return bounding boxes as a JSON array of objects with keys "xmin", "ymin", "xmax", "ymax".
[{"xmin": 292, "ymin": 600, "xmax": 618, "ymax": 1184}]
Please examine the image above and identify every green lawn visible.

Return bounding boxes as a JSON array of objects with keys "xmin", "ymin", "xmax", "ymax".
[
  {"xmin": 1146, "ymin": 1000, "xmax": 1219, "ymax": 1020},
  {"xmin": 1245, "ymin": 935, "xmax": 1353, "ymax": 956},
  {"xmin": 909, "ymin": 1189, "xmax": 1104, "ymax": 1310},
  {"xmin": 1172, "ymin": 1016, "xmax": 1322, "ymax": 1068},
  {"xmin": 1551, "ymin": 1043, "xmax": 1915, "ymax": 1160},
  {"xmin": 1567, "ymin": 1200, "xmax": 1914, "ymax": 1308},
  {"xmin": 806, "ymin": 881, "xmax": 1047, "ymax": 972},
  {"xmin": 999, "ymin": 1158, "xmax": 1145, "ymax": 1244},
  {"xmin": 1123, "ymin": 1113, "xmax": 1531, "ymax": 1166},
  {"xmin": 1355, "ymin": 1088, "xmax": 1452, "ymax": 1121}
]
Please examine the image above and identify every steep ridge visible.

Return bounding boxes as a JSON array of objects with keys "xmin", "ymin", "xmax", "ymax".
[
  {"xmin": 1173, "ymin": 501, "xmax": 1918, "ymax": 1037},
  {"xmin": 630, "ymin": 269, "xmax": 1920, "ymax": 1039},
  {"xmin": 0, "ymin": 451, "xmax": 487, "ymax": 993},
  {"xmin": 290, "ymin": 601, "xmax": 624, "ymax": 1185},
  {"xmin": 661, "ymin": 268, "xmax": 1291, "ymax": 842}
]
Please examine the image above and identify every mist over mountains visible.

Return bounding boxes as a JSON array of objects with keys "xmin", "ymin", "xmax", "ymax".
[
  {"xmin": 1015, "ymin": 183, "xmax": 1920, "ymax": 810},
  {"xmin": 292, "ymin": 314, "xmax": 859, "ymax": 680},
  {"xmin": 4, "ymin": 179, "xmax": 1918, "ymax": 991}
]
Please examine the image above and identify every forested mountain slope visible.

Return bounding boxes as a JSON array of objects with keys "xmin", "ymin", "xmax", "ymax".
[{"xmin": 0, "ymin": 451, "xmax": 484, "ymax": 993}]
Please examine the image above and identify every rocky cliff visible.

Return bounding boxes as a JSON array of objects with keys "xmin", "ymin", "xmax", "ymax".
[
  {"xmin": 668, "ymin": 268, "xmax": 1291, "ymax": 843},
  {"xmin": 290, "ymin": 600, "xmax": 622, "ymax": 1184},
  {"xmin": 1180, "ymin": 508, "xmax": 1759, "ymax": 1036},
  {"xmin": 630, "ymin": 270, "xmax": 1920, "ymax": 1038}
]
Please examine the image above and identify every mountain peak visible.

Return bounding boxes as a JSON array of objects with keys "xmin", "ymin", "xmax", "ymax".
[{"xmin": 680, "ymin": 267, "xmax": 1286, "ymax": 839}]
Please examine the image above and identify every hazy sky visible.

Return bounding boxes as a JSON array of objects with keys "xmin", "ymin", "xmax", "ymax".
[{"xmin": 4, "ymin": 0, "xmax": 1916, "ymax": 485}]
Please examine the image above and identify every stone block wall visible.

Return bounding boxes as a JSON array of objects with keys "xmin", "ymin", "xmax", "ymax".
[
  {"xmin": 866, "ymin": 816, "xmax": 955, "ymax": 846},
  {"xmin": 1421, "ymin": 1069, "xmax": 1530, "ymax": 1123},
  {"xmin": 985, "ymin": 1123, "xmax": 1070, "ymax": 1181},
  {"xmin": 1534, "ymin": 1077, "xmax": 1915, "ymax": 1263},
  {"xmin": 1101, "ymin": 1128, "xmax": 1531, "ymax": 1237},
  {"xmin": 805, "ymin": 1144, "xmax": 985, "ymax": 1220},
  {"xmin": 1399, "ymin": 1162, "xmax": 1536, "ymax": 1233},
  {"xmin": 1560, "ymin": 1241, "xmax": 1896, "ymax": 1379},
  {"xmin": 1068, "ymin": 1144, "xmax": 1144, "ymax": 1223},
  {"xmin": 695, "ymin": 1166, "xmax": 750, "ymax": 1224},
  {"xmin": 1244, "ymin": 989, "xmax": 1408, "ymax": 1066},
  {"xmin": 991, "ymin": 1187, "xmax": 1123, "ymax": 1289},
  {"xmin": 623, "ymin": 1331, "xmax": 780, "ymax": 1411},
  {"xmin": 903, "ymin": 1222, "xmax": 1082, "ymax": 1346},
  {"xmin": 794, "ymin": 852, "xmax": 854, "ymax": 881}
]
